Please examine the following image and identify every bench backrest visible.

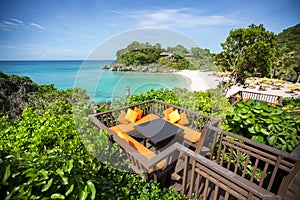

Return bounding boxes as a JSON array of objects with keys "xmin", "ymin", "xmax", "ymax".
[
  {"xmin": 181, "ymin": 147, "xmax": 277, "ymax": 199},
  {"xmin": 92, "ymin": 99, "xmax": 219, "ymax": 132},
  {"xmin": 230, "ymin": 91, "xmax": 283, "ymax": 106},
  {"xmin": 207, "ymin": 126, "xmax": 299, "ymax": 196}
]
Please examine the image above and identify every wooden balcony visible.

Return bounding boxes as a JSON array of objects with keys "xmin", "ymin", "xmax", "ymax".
[
  {"xmin": 230, "ymin": 91, "xmax": 283, "ymax": 106},
  {"xmin": 89, "ymin": 100, "xmax": 300, "ymax": 199}
]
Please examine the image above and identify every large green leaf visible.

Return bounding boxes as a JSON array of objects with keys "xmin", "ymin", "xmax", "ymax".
[
  {"xmin": 2, "ymin": 164, "xmax": 11, "ymax": 184},
  {"xmin": 42, "ymin": 178, "xmax": 53, "ymax": 192},
  {"xmin": 261, "ymin": 128, "xmax": 269, "ymax": 135},
  {"xmin": 251, "ymin": 135, "xmax": 265, "ymax": 144},
  {"xmin": 254, "ymin": 124, "xmax": 262, "ymax": 133},
  {"xmin": 268, "ymin": 135, "xmax": 277, "ymax": 145},
  {"xmin": 51, "ymin": 193, "xmax": 65, "ymax": 199},
  {"xmin": 87, "ymin": 180, "xmax": 96, "ymax": 200}
]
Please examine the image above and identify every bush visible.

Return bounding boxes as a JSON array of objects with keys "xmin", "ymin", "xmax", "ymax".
[{"xmin": 224, "ymin": 100, "xmax": 300, "ymax": 152}]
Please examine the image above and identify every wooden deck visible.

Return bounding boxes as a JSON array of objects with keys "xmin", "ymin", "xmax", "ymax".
[{"xmin": 89, "ymin": 99, "xmax": 300, "ymax": 199}]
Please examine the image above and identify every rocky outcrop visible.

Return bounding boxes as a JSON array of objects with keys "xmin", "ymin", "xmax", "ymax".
[
  {"xmin": 101, "ymin": 62, "xmax": 178, "ymax": 73},
  {"xmin": 0, "ymin": 72, "xmax": 38, "ymax": 119}
]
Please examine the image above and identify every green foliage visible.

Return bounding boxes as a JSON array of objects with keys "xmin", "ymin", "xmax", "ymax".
[
  {"xmin": 0, "ymin": 73, "xmax": 186, "ymax": 199},
  {"xmin": 128, "ymin": 87, "xmax": 230, "ymax": 120},
  {"xmin": 224, "ymin": 100, "xmax": 300, "ymax": 152},
  {"xmin": 188, "ymin": 48, "xmax": 217, "ymax": 71},
  {"xmin": 158, "ymin": 53, "xmax": 190, "ymax": 70},
  {"xmin": 271, "ymin": 22, "xmax": 300, "ymax": 81},
  {"xmin": 282, "ymin": 97, "xmax": 300, "ymax": 114},
  {"xmin": 115, "ymin": 41, "xmax": 216, "ymax": 71},
  {"xmin": 0, "ymin": 71, "xmax": 89, "ymax": 119},
  {"xmin": 277, "ymin": 23, "xmax": 300, "ymax": 54},
  {"xmin": 129, "ymin": 88, "xmax": 180, "ymax": 105},
  {"xmin": 116, "ymin": 41, "xmax": 163, "ymax": 67},
  {"xmin": 214, "ymin": 24, "xmax": 277, "ymax": 86}
]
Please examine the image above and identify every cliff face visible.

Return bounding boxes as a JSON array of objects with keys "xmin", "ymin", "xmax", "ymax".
[
  {"xmin": 101, "ymin": 63, "xmax": 177, "ymax": 73},
  {"xmin": 0, "ymin": 72, "xmax": 38, "ymax": 119}
]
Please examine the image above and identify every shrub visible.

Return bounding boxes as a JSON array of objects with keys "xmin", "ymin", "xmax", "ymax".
[{"xmin": 224, "ymin": 100, "xmax": 300, "ymax": 152}]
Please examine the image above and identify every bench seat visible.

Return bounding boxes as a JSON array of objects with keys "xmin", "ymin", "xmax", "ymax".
[
  {"xmin": 109, "ymin": 118, "xmax": 166, "ymax": 172},
  {"xmin": 175, "ymin": 124, "xmax": 202, "ymax": 143},
  {"xmin": 110, "ymin": 114, "xmax": 160, "ymax": 134}
]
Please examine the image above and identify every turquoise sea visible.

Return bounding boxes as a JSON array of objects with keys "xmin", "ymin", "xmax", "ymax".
[{"xmin": 0, "ymin": 60, "xmax": 189, "ymax": 102}]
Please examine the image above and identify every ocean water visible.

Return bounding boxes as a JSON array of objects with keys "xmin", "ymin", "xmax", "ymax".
[{"xmin": 0, "ymin": 60, "xmax": 189, "ymax": 102}]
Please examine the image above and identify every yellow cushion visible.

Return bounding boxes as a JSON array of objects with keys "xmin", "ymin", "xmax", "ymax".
[
  {"xmin": 178, "ymin": 112, "xmax": 189, "ymax": 126},
  {"xmin": 117, "ymin": 131, "xmax": 129, "ymax": 143},
  {"xmin": 134, "ymin": 107, "xmax": 143, "ymax": 120},
  {"xmin": 117, "ymin": 110, "xmax": 129, "ymax": 125},
  {"xmin": 125, "ymin": 108, "xmax": 139, "ymax": 124},
  {"xmin": 163, "ymin": 107, "xmax": 174, "ymax": 120},
  {"xmin": 168, "ymin": 109, "xmax": 181, "ymax": 124}
]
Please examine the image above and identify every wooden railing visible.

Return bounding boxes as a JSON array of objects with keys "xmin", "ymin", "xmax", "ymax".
[
  {"xmin": 206, "ymin": 126, "xmax": 299, "ymax": 195},
  {"xmin": 230, "ymin": 91, "xmax": 283, "ymax": 106},
  {"xmin": 91, "ymin": 99, "xmax": 219, "ymax": 130},
  {"xmin": 181, "ymin": 147, "xmax": 277, "ymax": 199},
  {"xmin": 89, "ymin": 100, "xmax": 300, "ymax": 199},
  {"xmin": 89, "ymin": 100, "xmax": 219, "ymax": 181}
]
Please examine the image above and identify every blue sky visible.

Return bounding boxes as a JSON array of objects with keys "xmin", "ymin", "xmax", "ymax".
[{"xmin": 0, "ymin": 0, "xmax": 299, "ymax": 60}]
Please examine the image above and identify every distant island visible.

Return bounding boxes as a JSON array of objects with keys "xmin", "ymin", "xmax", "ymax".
[{"xmin": 101, "ymin": 41, "xmax": 217, "ymax": 73}]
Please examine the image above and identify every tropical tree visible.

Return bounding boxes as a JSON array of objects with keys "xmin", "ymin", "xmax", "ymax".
[{"xmin": 214, "ymin": 24, "xmax": 277, "ymax": 86}]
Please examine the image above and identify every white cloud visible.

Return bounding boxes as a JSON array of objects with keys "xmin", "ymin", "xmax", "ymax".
[
  {"xmin": 112, "ymin": 8, "xmax": 239, "ymax": 28},
  {"xmin": 10, "ymin": 18, "xmax": 24, "ymax": 24},
  {"xmin": 29, "ymin": 23, "xmax": 45, "ymax": 30},
  {"xmin": 0, "ymin": 18, "xmax": 24, "ymax": 31}
]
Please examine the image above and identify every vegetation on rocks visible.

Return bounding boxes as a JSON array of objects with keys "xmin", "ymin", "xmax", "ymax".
[{"xmin": 115, "ymin": 41, "xmax": 216, "ymax": 71}]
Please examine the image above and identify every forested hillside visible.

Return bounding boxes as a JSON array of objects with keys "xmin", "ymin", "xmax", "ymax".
[
  {"xmin": 277, "ymin": 23, "xmax": 300, "ymax": 81},
  {"xmin": 115, "ymin": 41, "xmax": 216, "ymax": 71},
  {"xmin": 277, "ymin": 23, "xmax": 300, "ymax": 52}
]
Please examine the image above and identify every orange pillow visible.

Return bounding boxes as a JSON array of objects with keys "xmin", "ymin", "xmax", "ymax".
[
  {"xmin": 134, "ymin": 107, "xmax": 143, "ymax": 120},
  {"xmin": 242, "ymin": 97, "xmax": 249, "ymax": 102},
  {"xmin": 168, "ymin": 109, "xmax": 181, "ymax": 124},
  {"xmin": 178, "ymin": 112, "xmax": 189, "ymax": 126},
  {"xmin": 163, "ymin": 107, "xmax": 174, "ymax": 120},
  {"xmin": 117, "ymin": 110, "xmax": 129, "ymax": 125},
  {"xmin": 125, "ymin": 108, "xmax": 139, "ymax": 124}
]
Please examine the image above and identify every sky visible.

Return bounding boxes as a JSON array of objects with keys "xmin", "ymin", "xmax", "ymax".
[{"xmin": 0, "ymin": 0, "xmax": 299, "ymax": 60}]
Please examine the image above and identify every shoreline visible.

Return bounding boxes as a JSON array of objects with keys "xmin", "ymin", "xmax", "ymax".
[{"xmin": 175, "ymin": 70, "xmax": 221, "ymax": 92}]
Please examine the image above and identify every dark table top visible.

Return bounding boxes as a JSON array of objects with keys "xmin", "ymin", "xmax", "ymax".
[{"xmin": 134, "ymin": 118, "xmax": 184, "ymax": 145}]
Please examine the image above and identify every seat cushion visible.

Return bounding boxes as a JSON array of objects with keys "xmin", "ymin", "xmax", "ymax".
[
  {"xmin": 163, "ymin": 107, "xmax": 174, "ymax": 120},
  {"xmin": 134, "ymin": 107, "xmax": 143, "ymax": 120},
  {"xmin": 177, "ymin": 125, "xmax": 202, "ymax": 143},
  {"xmin": 168, "ymin": 109, "xmax": 181, "ymax": 124},
  {"xmin": 110, "ymin": 124, "xmax": 135, "ymax": 133},
  {"xmin": 125, "ymin": 108, "xmax": 139, "ymax": 124},
  {"xmin": 117, "ymin": 110, "xmax": 129, "ymax": 125},
  {"xmin": 178, "ymin": 112, "xmax": 189, "ymax": 126},
  {"xmin": 134, "ymin": 114, "xmax": 160, "ymax": 125},
  {"xmin": 117, "ymin": 131, "xmax": 129, "ymax": 143}
]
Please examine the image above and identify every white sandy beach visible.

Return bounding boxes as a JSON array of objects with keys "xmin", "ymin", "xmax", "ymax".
[
  {"xmin": 176, "ymin": 70, "xmax": 300, "ymax": 99},
  {"xmin": 176, "ymin": 70, "xmax": 221, "ymax": 91}
]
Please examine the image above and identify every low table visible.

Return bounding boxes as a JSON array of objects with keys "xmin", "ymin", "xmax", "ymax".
[{"xmin": 134, "ymin": 118, "xmax": 184, "ymax": 151}]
